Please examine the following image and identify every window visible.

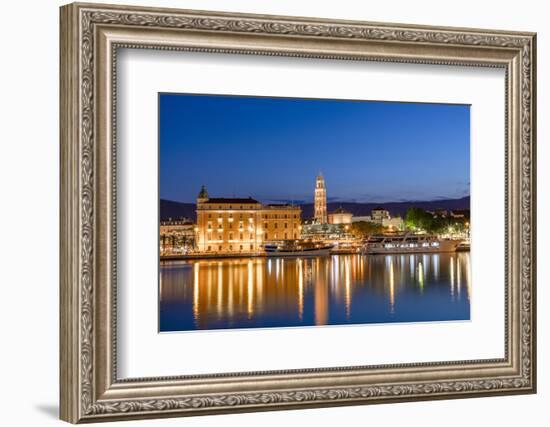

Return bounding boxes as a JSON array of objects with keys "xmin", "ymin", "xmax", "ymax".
[
  {"xmin": 229, "ymin": 233, "xmax": 233, "ymax": 240},
  {"xmin": 218, "ymin": 234, "xmax": 222, "ymax": 240},
  {"xmin": 284, "ymin": 223, "xmax": 288, "ymax": 228},
  {"xmin": 207, "ymin": 246, "xmax": 211, "ymax": 251},
  {"xmin": 208, "ymin": 214, "xmax": 212, "ymax": 219},
  {"xmin": 249, "ymin": 233, "xmax": 253, "ymax": 240},
  {"xmin": 274, "ymin": 223, "xmax": 278, "ymax": 229},
  {"xmin": 207, "ymin": 222, "xmax": 212, "ymax": 229},
  {"xmin": 240, "ymin": 245, "xmax": 243, "ymax": 250},
  {"xmin": 284, "ymin": 232, "xmax": 288, "ymax": 239},
  {"xmin": 264, "ymin": 222, "xmax": 268, "ymax": 229},
  {"xmin": 250, "ymin": 244, "xmax": 253, "ymax": 250},
  {"xmin": 265, "ymin": 233, "xmax": 268, "ymax": 240},
  {"xmin": 218, "ymin": 245, "xmax": 222, "ymax": 251},
  {"xmin": 240, "ymin": 233, "xmax": 243, "ymax": 240},
  {"xmin": 239, "ymin": 213, "xmax": 243, "ymax": 219},
  {"xmin": 207, "ymin": 233, "xmax": 212, "ymax": 241}
]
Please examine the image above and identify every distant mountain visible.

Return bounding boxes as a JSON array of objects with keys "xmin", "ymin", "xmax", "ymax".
[
  {"xmin": 300, "ymin": 196, "xmax": 470, "ymax": 219},
  {"xmin": 160, "ymin": 199, "xmax": 196, "ymax": 221},
  {"xmin": 160, "ymin": 196, "xmax": 470, "ymax": 222}
]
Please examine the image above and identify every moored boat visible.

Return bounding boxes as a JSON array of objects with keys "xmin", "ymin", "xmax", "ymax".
[
  {"xmin": 456, "ymin": 238, "xmax": 471, "ymax": 251},
  {"xmin": 264, "ymin": 241, "xmax": 334, "ymax": 257},
  {"xmin": 365, "ymin": 233, "xmax": 461, "ymax": 255}
]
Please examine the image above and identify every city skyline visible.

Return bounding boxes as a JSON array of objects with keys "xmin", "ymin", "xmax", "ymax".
[{"xmin": 160, "ymin": 93, "xmax": 470, "ymax": 204}]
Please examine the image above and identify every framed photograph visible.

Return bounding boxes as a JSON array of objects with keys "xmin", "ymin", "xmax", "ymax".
[{"xmin": 60, "ymin": 2, "xmax": 537, "ymax": 423}]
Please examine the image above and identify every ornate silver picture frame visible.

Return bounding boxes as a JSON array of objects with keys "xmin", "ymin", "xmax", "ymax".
[{"xmin": 60, "ymin": 2, "xmax": 536, "ymax": 423}]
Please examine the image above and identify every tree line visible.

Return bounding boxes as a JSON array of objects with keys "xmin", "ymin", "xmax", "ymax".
[
  {"xmin": 404, "ymin": 207, "xmax": 469, "ymax": 234},
  {"xmin": 350, "ymin": 207, "xmax": 469, "ymax": 238}
]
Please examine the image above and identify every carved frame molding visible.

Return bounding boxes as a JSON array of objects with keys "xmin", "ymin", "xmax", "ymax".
[{"xmin": 60, "ymin": 2, "xmax": 536, "ymax": 423}]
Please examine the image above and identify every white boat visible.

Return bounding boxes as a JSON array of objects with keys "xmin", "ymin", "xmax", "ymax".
[
  {"xmin": 264, "ymin": 241, "xmax": 334, "ymax": 257},
  {"xmin": 365, "ymin": 234, "xmax": 461, "ymax": 255}
]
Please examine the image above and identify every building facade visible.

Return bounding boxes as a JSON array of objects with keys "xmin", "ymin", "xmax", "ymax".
[
  {"xmin": 314, "ymin": 173, "xmax": 327, "ymax": 224},
  {"xmin": 328, "ymin": 207, "xmax": 353, "ymax": 224},
  {"xmin": 382, "ymin": 217, "xmax": 405, "ymax": 231},
  {"xmin": 352, "ymin": 215, "xmax": 372, "ymax": 223},
  {"xmin": 262, "ymin": 204, "xmax": 302, "ymax": 242},
  {"xmin": 160, "ymin": 218, "xmax": 195, "ymax": 254},
  {"xmin": 350, "ymin": 209, "xmax": 403, "ymax": 231},
  {"xmin": 371, "ymin": 207, "xmax": 391, "ymax": 224},
  {"xmin": 450, "ymin": 209, "xmax": 469, "ymax": 219},
  {"xmin": 194, "ymin": 186, "xmax": 301, "ymax": 254},
  {"xmin": 301, "ymin": 222, "xmax": 352, "ymax": 241}
]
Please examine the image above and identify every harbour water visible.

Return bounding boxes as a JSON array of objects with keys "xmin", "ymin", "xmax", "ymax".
[{"xmin": 159, "ymin": 252, "xmax": 471, "ymax": 332}]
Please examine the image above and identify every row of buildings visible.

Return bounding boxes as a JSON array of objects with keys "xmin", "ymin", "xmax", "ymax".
[
  {"xmin": 194, "ymin": 185, "xmax": 301, "ymax": 253},
  {"xmin": 161, "ymin": 173, "xmax": 409, "ymax": 255}
]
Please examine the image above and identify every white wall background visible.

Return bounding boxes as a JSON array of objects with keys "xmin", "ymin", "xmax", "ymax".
[{"xmin": 0, "ymin": 0, "xmax": 546, "ymax": 426}]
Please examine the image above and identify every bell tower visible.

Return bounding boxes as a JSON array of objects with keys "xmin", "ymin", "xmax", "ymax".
[
  {"xmin": 314, "ymin": 173, "xmax": 327, "ymax": 224},
  {"xmin": 197, "ymin": 184, "xmax": 209, "ymax": 205}
]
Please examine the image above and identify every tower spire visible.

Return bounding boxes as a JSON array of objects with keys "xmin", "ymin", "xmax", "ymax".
[
  {"xmin": 197, "ymin": 185, "xmax": 209, "ymax": 204},
  {"xmin": 314, "ymin": 173, "xmax": 327, "ymax": 224}
]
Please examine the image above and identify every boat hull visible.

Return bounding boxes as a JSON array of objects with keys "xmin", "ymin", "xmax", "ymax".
[
  {"xmin": 265, "ymin": 248, "xmax": 332, "ymax": 257},
  {"xmin": 366, "ymin": 239, "xmax": 460, "ymax": 255}
]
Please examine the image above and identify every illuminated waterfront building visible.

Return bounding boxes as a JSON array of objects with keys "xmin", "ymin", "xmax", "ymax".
[
  {"xmin": 301, "ymin": 222, "xmax": 352, "ymax": 241},
  {"xmin": 160, "ymin": 218, "xmax": 195, "ymax": 254},
  {"xmin": 194, "ymin": 185, "xmax": 301, "ymax": 254},
  {"xmin": 328, "ymin": 207, "xmax": 353, "ymax": 225},
  {"xmin": 382, "ymin": 217, "xmax": 404, "ymax": 231},
  {"xmin": 314, "ymin": 173, "xmax": 327, "ymax": 224},
  {"xmin": 427, "ymin": 209, "xmax": 449, "ymax": 218},
  {"xmin": 351, "ymin": 215, "xmax": 372, "ymax": 222},
  {"xmin": 351, "ymin": 208, "xmax": 403, "ymax": 231},
  {"xmin": 371, "ymin": 207, "xmax": 391, "ymax": 223},
  {"xmin": 262, "ymin": 204, "xmax": 302, "ymax": 242},
  {"xmin": 450, "ymin": 209, "xmax": 469, "ymax": 219}
]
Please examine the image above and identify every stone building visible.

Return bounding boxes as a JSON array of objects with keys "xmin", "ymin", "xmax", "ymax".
[
  {"xmin": 328, "ymin": 206, "xmax": 353, "ymax": 225},
  {"xmin": 160, "ymin": 218, "xmax": 195, "ymax": 254},
  {"xmin": 262, "ymin": 204, "xmax": 302, "ymax": 242},
  {"xmin": 194, "ymin": 186, "xmax": 301, "ymax": 254},
  {"xmin": 371, "ymin": 207, "xmax": 391, "ymax": 223}
]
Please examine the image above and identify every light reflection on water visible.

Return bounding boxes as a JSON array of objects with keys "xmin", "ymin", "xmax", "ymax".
[{"xmin": 160, "ymin": 253, "xmax": 471, "ymax": 332}]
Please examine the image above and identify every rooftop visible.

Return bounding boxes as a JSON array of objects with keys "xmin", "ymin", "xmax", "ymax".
[
  {"xmin": 265, "ymin": 204, "xmax": 301, "ymax": 209},
  {"xmin": 202, "ymin": 197, "xmax": 260, "ymax": 204},
  {"xmin": 331, "ymin": 207, "xmax": 350, "ymax": 214}
]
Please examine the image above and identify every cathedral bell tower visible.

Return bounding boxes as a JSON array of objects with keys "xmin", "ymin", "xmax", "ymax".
[
  {"xmin": 197, "ymin": 184, "xmax": 209, "ymax": 205},
  {"xmin": 314, "ymin": 173, "xmax": 327, "ymax": 224}
]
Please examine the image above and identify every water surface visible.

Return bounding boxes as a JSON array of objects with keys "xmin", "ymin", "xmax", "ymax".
[{"xmin": 160, "ymin": 253, "xmax": 471, "ymax": 332}]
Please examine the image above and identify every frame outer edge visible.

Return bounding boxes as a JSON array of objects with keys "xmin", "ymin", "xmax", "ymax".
[
  {"xmin": 529, "ymin": 33, "xmax": 537, "ymax": 393},
  {"xmin": 60, "ymin": 3, "xmax": 81, "ymax": 424},
  {"xmin": 59, "ymin": 2, "xmax": 537, "ymax": 422}
]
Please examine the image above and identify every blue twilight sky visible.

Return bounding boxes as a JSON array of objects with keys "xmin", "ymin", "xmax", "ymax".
[{"xmin": 159, "ymin": 93, "xmax": 470, "ymax": 204}]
